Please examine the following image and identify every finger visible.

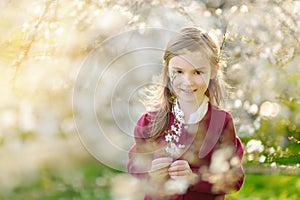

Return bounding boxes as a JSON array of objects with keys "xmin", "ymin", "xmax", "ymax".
[
  {"xmin": 169, "ymin": 160, "xmax": 190, "ymax": 171},
  {"xmin": 170, "ymin": 160, "xmax": 189, "ymax": 167},
  {"xmin": 168, "ymin": 164, "xmax": 188, "ymax": 172},
  {"xmin": 152, "ymin": 157, "xmax": 173, "ymax": 165},
  {"xmin": 149, "ymin": 168, "xmax": 169, "ymax": 176},
  {"xmin": 151, "ymin": 162, "xmax": 171, "ymax": 171},
  {"xmin": 169, "ymin": 169, "xmax": 190, "ymax": 176}
]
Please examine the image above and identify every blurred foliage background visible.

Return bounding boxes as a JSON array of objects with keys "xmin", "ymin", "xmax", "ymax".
[{"xmin": 0, "ymin": 0, "xmax": 299, "ymax": 199}]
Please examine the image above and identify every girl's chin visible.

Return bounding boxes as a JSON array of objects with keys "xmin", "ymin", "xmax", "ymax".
[
  {"xmin": 178, "ymin": 96, "xmax": 199, "ymax": 103},
  {"xmin": 177, "ymin": 93, "xmax": 204, "ymax": 104}
]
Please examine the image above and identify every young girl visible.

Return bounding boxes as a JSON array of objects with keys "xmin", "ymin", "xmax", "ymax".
[{"xmin": 127, "ymin": 27, "xmax": 245, "ymax": 200}]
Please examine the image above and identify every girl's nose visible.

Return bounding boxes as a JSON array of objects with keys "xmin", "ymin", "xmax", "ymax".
[{"xmin": 183, "ymin": 74, "xmax": 194, "ymax": 86}]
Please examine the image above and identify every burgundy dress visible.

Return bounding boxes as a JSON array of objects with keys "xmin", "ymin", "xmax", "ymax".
[{"xmin": 127, "ymin": 104, "xmax": 245, "ymax": 200}]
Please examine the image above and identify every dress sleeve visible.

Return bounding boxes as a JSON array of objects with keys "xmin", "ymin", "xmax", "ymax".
[
  {"xmin": 189, "ymin": 112, "xmax": 245, "ymax": 195},
  {"xmin": 218, "ymin": 113, "xmax": 245, "ymax": 192},
  {"xmin": 127, "ymin": 113, "xmax": 154, "ymax": 179}
]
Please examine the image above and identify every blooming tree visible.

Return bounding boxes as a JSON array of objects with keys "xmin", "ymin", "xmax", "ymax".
[{"xmin": 0, "ymin": 0, "xmax": 299, "ymax": 196}]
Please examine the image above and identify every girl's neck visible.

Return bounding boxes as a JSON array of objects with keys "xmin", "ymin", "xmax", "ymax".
[{"xmin": 178, "ymin": 97, "xmax": 205, "ymax": 121}]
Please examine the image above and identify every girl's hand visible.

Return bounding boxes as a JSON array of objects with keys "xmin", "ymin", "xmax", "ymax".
[
  {"xmin": 148, "ymin": 157, "xmax": 173, "ymax": 184},
  {"xmin": 168, "ymin": 160, "xmax": 198, "ymax": 184}
]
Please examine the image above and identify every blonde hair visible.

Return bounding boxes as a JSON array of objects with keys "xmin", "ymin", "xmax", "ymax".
[{"xmin": 143, "ymin": 27, "xmax": 225, "ymax": 139}]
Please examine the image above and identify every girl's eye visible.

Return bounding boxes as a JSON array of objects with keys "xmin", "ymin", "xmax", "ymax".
[
  {"xmin": 172, "ymin": 70, "xmax": 183, "ymax": 75},
  {"xmin": 195, "ymin": 70, "xmax": 203, "ymax": 75}
]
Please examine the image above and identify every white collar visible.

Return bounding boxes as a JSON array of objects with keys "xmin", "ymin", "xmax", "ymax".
[{"xmin": 175, "ymin": 96, "xmax": 209, "ymax": 124}]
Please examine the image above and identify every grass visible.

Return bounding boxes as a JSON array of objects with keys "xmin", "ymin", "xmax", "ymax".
[
  {"xmin": 0, "ymin": 159, "xmax": 115, "ymax": 200},
  {"xmin": 227, "ymin": 173, "xmax": 300, "ymax": 200},
  {"xmin": 0, "ymin": 159, "xmax": 299, "ymax": 200}
]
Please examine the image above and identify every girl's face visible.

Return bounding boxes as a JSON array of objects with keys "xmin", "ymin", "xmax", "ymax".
[{"xmin": 168, "ymin": 52, "xmax": 215, "ymax": 105}]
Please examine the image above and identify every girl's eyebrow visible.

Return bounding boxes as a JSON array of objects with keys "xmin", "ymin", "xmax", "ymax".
[
  {"xmin": 171, "ymin": 66, "xmax": 184, "ymax": 70},
  {"xmin": 195, "ymin": 66, "xmax": 208, "ymax": 70},
  {"xmin": 171, "ymin": 66, "xmax": 207, "ymax": 70}
]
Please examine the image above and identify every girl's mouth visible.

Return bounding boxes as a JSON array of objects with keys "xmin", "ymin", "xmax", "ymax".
[{"xmin": 180, "ymin": 88, "xmax": 197, "ymax": 94}]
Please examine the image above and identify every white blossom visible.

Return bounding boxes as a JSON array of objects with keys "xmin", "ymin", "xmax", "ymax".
[
  {"xmin": 246, "ymin": 139, "xmax": 265, "ymax": 153},
  {"xmin": 172, "ymin": 135, "xmax": 179, "ymax": 142},
  {"xmin": 259, "ymin": 155, "xmax": 266, "ymax": 163},
  {"xmin": 164, "ymin": 98, "xmax": 185, "ymax": 157},
  {"xmin": 165, "ymin": 134, "xmax": 173, "ymax": 142}
]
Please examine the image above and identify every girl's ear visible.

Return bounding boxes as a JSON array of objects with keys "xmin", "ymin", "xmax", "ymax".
[{"xmin": 210, "ymin": 63, "xmax": 219, "ymax": 79}]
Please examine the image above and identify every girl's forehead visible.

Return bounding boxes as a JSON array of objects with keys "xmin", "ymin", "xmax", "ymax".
[{"xmin": 169, "ymin": 52, "xmax": 210, "ymax": 68}]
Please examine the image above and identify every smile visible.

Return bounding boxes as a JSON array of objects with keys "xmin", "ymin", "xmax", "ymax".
[{"xmin": 180, "ymin": 88, "xmax": 197, "ymax": 94}]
